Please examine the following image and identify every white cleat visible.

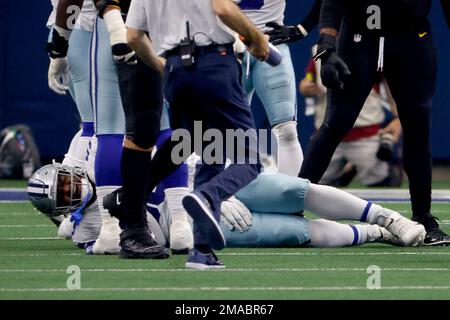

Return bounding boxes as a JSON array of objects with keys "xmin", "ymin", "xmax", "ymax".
[
  {"xmin": 368, "ymin": 225, "xmax": 403, "ymax": 246},
  {"xmin": 170, "ymin": 220, "xmax": 194, "ymax": 255},
  {"xmin": 92, "ymin": 217, "xmax": 121, "ymax": 255},
  {"xmin": 381, "ymin": 210, "xmax": 426, "ymax": 247}
]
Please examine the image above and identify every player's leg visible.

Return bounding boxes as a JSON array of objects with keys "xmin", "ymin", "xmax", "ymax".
[
  {"xmin": 345, "ymin": 138, "xmax": 389, "ymax": 186},
  {"xmin": 222, "ymin": 213, "xmax": 310, "ymax": 247},
  {"xmin": 308, "ymin": 219, "xmax": 397, "ymax": 247},
  {"xmin": 91, "ymin": 18, "xmax": 125, "ymax": 254},
  {"xmin": 319, "ymin": 145, "xmax": 348, "ymax": 185},
  {"xmin": 240, "ymin": 52, "xmax": 256, "ymax": 105},
  {"xmin": 158, "ymin": 111, "xmax": 193, "ymax": 254},
  {"xmin": 299, "ymin": 25, "xmax": 380, "ymax": 183},
  {"xmin": 384, "ymin": 33, "xmax": 449, "ymax": 245},
  {"xmin": 235, "ymin": 171, "xmax": 308, "ymax": 214},
  {"xmin": 304, "ymin": 183, "xmax": 425, "ymax": 246},
  {"xmin": 251, "ymin": 44, "xmax": 303, "ymax": 176},
  {"xmin": 67, "ymin": 28, "xmax": 95, "ymax": 163}
]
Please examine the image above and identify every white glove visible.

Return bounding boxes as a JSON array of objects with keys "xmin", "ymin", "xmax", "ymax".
[
  {"xmin": 221, "ymin": 196, "xmax": 252, "ymax": 232},
  {"xmin": 48, "ymin": 57, "xmax": 70, "ymax": 95}
]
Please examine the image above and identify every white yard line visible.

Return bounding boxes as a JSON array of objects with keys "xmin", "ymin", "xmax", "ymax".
[
  {"xmin": 0, "ymin": 237, "xmax": 62, "ymax": 240},
  {"xmin": 1, "ymin": 251, "xmax": 450, "ymax": 257},
  {"xmin": 0, "ymin": 225, "xmax": 52, "ymax": 228},
  {"xmin": 0, "ymin": 267, "xmax": 449, "ymax": 273},
  {"xmin": 1, "ymin": 286, "xmax": 450, "ymax": 292}
]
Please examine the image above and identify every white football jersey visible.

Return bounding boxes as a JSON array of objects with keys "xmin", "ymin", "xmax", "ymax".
[
  {"xmin": 47, "ymin": 0, "xmax": 97, "ymax": 32},
  {"xmin": 126, "ymin": 0, "xmax": 235, "ymax": 55},
  {"xmin": 237, "ymin": 0, "xmax": 285, "ymax": 32}
]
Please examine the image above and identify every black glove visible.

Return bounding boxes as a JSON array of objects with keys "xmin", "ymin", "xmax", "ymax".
[
  {"xmin": 111, "ymin": 43, "xmax": 137, "ymax": 65},
  {"xmin": 265, "ymin": 22, "xmax": 305, "ymax": 45},
  {"xmin": 314, "ymin": 34, "xmax": 351, "ymax": 90},
  {"xmin": 46, "ymin": 28, "xmax": 69, "ymax": 59}
]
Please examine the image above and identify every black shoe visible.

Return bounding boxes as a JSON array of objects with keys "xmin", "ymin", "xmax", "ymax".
[
  {"xmin": 412, "ymin": 214, "xmax": 450, "ymax": 246},
  {"xmin": 119, "ymin": 225, "xmax": 169, "ymax": 259}
]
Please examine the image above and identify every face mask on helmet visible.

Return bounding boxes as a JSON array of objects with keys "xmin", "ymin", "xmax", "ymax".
[{"xmin": 27, "ymin": 162, "xmax": 92, "ymax": 217}]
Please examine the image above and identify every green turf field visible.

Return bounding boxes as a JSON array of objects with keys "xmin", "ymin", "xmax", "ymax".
[{"xmin": 0, "ymin": 200, "xmax": 449, "ymax": 300}]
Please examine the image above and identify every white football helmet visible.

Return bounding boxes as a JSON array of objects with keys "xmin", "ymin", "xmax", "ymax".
[{"xmin": 27, "ymin": 162, "xmax": 93, "ymax": 217}]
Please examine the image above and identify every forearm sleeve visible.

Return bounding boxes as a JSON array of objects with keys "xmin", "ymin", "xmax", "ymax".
[{"xmin": 319, "ymin": 0, "xmax": 344, "ymax": 30}]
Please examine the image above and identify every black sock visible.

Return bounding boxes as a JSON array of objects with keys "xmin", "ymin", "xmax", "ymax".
[
  {"xmin": 148, "ymin": 138, "xmax": 184, "ymax": 190},
  {"xmin": 121, "ymin": 147, "xmax": 152, "ymax": 226}
]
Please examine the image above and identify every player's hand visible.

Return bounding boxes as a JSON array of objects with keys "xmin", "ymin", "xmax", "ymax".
[
  {"xmin": 378, "ymin": 117, "xmax": 402, "ymax": 143},
  {"xmin": 48, "ymin": 57, "xmax": 70, "ymax": 95},
  {"xmin": 70, "ymin": 210, "xmax": 83, "ymax": 227},
  {"xmin": 221, "ymin": 196, "xmax": 252, "ymax": 232},
  {"xmin": 265, "ymin": 22, "xmax": 306, "ymax": 45},
  {"xmin": 111, "ymin": 43, "xmax": 138, "ymax": 65},
  {"xmin": 315, "ymin": 34, "xmax": 351, "ymax": 90},
  {"xmin": 246, "ymin": 34, "xmax": 270, "ymax": 61}
]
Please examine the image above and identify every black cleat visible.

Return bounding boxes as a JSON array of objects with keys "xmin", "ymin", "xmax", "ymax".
[
  {"xmin": 119, "ymin": 225, "xmax": 169, "ymax": 259},
  {"xmin": 424, "ymin": 228, "xmax": 450, "ymax": 246},
  {"xmin": 413, "ymin": 214, "xmax": 450, "ymax": 246}
]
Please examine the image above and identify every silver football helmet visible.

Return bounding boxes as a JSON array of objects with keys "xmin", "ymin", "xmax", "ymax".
[{"xmin": 27, "ymin": 162, "xmax": 93, "ymax": 217}]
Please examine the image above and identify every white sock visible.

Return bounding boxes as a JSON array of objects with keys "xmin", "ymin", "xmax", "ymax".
[
  {"xmin": 164, "ymin": 187, "xmax": 190, "ymax": 222},
  {"xmin": 309, "ymin": 220, "xmax": 371, "ymax": 247},
  {"xmin": 164, "ymin": 187, "xmax": 193, "ymax": 250},
  {"xmin": 272, "ymin": 121, "xmax": 303, "ymax": 176},
  {"xmin": 309, "ymin": 219, "xmax": 354, "ymax": 247},
  {"xmin": 304, "ymin": 183, "xmax": 371, "ymax": 221},
  {"xmin": 96, "ymin": 186, "xmax": 122, "ymax": 235}
]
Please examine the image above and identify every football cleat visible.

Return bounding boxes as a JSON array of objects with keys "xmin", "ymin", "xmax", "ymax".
[
  {"xmin": 182, "ymin": 192, "xmax": 226, "ymax": 250},
  {"xmin": 119, "ymin": 225, "xmax": 169, "ymax": 259},
  {"xmin": 412, "ymin": 215, "xmax": 450, "ymax": 246},
  {"xmin": 185, "ymin": 249, "xmax": 225, "ymax": 270},
  {"xmin": 369, "ymin": 225, "xmax": 403, "ymax": 246},
  {"xmin": 381, "ymin": 210, "xmax": 426, "ymax": 247}
]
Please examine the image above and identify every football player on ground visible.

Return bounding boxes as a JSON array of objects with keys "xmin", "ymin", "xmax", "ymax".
[
  {"xmin": 27, "ymin": 121, "xmax": 193, "ymax": 254},
  {"xmin": 49, "ymin": 0, "xmax": 193, "ymax": 256},
  {"xmin": 28, "ymin": 153, "xmax": 426, "ymax": 268}
]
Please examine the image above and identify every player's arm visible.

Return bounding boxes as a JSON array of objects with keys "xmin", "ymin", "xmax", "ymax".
[
  {"xmin": 94, "ymin": 0, "xmax": 137, "ymax": 65},
  {"xmin": 313, "ymin": 0, "xmax": 350, "ymax": 89},
  {"xmin": 47, "ymin": 0, "xmax": 84, "ymax": 95},
  {"xmin": 212, "ymin": 0, "xmax": 269, "ymax": 61},
  {"xmin": 127, "ymin": 28, "xmax": 164, "ymax": 75},
  {"xmin": 266, "ymin": 0, "xmax": 322, "ymax": 45}
]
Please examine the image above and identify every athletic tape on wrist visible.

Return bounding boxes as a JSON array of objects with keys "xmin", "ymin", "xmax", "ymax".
[{"xmin": 103, "ymin": 8, "xmax": 127, "ymax": 46}]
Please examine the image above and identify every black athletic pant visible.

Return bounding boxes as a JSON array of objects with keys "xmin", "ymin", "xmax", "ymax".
[{"xmin": 299, "ymin": 23, "xmax": 437, "ymax": 219}]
